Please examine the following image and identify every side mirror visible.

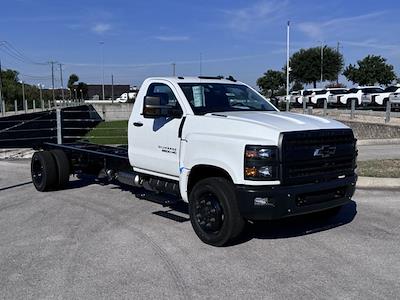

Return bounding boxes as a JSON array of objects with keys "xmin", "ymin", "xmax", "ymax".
[{"xmin": 143, "ymin": 96, "xmax": 182, "ymax": 118}]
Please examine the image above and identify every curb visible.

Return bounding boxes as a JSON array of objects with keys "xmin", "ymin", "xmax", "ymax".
[
  {"xmin": 357, "ymin": 176, "xmax": 400, "ymax": 189},
  {"xmin": 357, "ymin": 139, "xmax": 400, "ymax": 145}
]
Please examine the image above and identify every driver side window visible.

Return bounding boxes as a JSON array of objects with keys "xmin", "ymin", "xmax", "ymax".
[{"xmin": 146, "ymin": 83, "xmax": 181, "ymax": 109}]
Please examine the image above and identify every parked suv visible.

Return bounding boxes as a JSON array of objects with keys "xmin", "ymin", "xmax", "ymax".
[
  {"xmin": 367, "ymin": 85, "xmax": 400, "ymax": 107},
  {"xmin": 327, "ymin": 88, "xmax": 349, "ymax": 106},
  {"xmin": 299, "ymin": 90, "xmax": 313, "ymax": 105},
  {"xmin": 309, "ymin": 89, "xmax": 327, "ymax": 107},
  {"xmin": 338, "ymin": 86, "xmax": 383, "ymax": 107},
  {"xmin": 389, "ymin": 88, "xmax": 400, "ymax": 109}
]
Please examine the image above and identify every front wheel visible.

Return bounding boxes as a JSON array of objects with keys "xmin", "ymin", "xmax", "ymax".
[{"xmin": 189, "ymin": 177, "xmax": 245, "ymax": 246}]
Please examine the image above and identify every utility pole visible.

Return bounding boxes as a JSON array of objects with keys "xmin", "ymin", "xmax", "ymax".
[
  {"xmin": 0, "ymin": 58, "xmax": 4, "ymax": 116},
  {"xmin": 50, "ymin": 61, "xmax": 56, "ymax": 105},
  {"xmin": 59, "ymin": 63, "xmax": 65, "ymax": 101},
  {"xmin": 320, "ymin": 41, "xmax": 324, "ymax": 85},
  {"xmin": 111, "ymin": 74, "xmax": 114, "ymax": 103},
  {"xmin": 286, "ymin": 21, "xmax": 290, "ymax": 111},
  {"xmin": 22, "ymin": 81, "xmax": 26, "ymax": 113},
  {"xmin": 100, "ymin": 41, "xmax": 105, "ymax": 100},
  {"xmin": 336, "ymin": 41, "xmax": 340, "ymax": 85},
  {"xmin": 39, "ymin": 84, "xmax": 43, "ymax": 110},
  {"xmin": 199, "ymin": 53, "xmax": 202, "ymax": 76},
  {"xmin": 172, "ymin": 63, "xmax": 176, "ymax": 76}
]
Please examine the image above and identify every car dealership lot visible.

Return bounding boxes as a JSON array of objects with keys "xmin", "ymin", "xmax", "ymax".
[{"xmin": 0, "ymin": 160, "xmax": 399, "ymax": 299}]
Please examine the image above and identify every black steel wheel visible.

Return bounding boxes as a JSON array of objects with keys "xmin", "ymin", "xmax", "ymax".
[
  {"xmin": 189, "ymin": 177, "xmax": 245, "ymax": 246},
  {"xmin": 194, "ymin": 191, "xmax": 224, "ymax": 233},
  {"xmin": 31, "ymin": 151, "xmax": 58, "ymax": 192}
]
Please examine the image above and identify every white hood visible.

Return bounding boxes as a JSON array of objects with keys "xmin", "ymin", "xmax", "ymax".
[{"xmin": 214, "ymin": 111, "xmax": 349, "ymax": 132}]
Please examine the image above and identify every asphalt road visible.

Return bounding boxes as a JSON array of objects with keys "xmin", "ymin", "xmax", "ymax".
[
  {"xmin": 0, "ymin": 160, "xmax": 399, "ymax": 299},
  {"xmin": 358, "ymin": 144, "xmax": 400, "ymax": 161}
]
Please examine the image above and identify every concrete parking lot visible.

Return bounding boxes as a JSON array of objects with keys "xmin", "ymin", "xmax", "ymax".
[{"xmin": 0, "ymin": 160, "xmax": 399, "ymax": 299}]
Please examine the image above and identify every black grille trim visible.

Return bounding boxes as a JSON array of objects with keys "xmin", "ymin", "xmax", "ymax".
[{"xmin": 279, "ymin": 129, "xmax": 357, "ymax": 185}]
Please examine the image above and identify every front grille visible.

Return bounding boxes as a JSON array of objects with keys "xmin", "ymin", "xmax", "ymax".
[{"xmin": 280, "ymin": 129, "xmax": 357, "ymax": 185}]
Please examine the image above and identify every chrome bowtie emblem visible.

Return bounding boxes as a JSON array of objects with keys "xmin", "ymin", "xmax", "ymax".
[{"xmin": 313, "ymin": 145, "xmax": 336, "ymax": 158}]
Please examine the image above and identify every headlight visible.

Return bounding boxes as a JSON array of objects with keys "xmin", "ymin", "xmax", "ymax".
[{"xmin": 244, "ymin": 145, "xmax": 278, "ymax": 181}]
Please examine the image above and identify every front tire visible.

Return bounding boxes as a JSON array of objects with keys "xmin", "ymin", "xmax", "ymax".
[
  {"xmin": 189, "ymin": 177, "xmax": 245, "ymax": 246},
  {"xmin": 31, "ymin": 151, "xmax": 58, "ymax": 192}
]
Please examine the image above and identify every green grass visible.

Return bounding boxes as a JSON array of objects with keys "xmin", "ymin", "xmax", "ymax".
[
  {"xmin": 357, "ymin": 159, "xmax": 400, "ymax": 178},
  {"xmin": 84, "ymin": 120, "xmax": 128, "ymax": 145}
]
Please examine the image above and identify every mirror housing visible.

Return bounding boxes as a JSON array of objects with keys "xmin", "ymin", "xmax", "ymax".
[{"xmin": 143, "ymin": 96, "xmax": 182, "ymax": 118}]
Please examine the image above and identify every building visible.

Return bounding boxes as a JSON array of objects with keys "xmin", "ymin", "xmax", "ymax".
[{"xmin": 72, "ymin": 84, "xmax": 131, "ymax": 100}]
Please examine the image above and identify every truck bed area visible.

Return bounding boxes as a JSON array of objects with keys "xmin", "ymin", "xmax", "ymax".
[{"xmin": 43, "ymin": 142, "xmax": 129, "ymax": 160}]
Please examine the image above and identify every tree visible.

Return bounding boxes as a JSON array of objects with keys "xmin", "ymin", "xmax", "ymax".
[
  {"xmin": 1, "ymin": 69, "xmax": 21, "ymax": 103},
  {"xmin": 67, "ymin": 74, "xmax": 79, "ymax": 98},
  {"xmin": 291, "ymin": 81, "xmax": 304, "ymax": 92},
  {"xmin": 76, "ymin": 82, "xmax": 88, "ymax": 99},
  {"xmin": 290, "ymin": 46, "xmax": 344, "ymax": 88},
  {"xmin": 325, "ymin": 82, "xmax": 346, "ymax": 88},
  {"xmin": 256, "ymin": 70, "xmax": 286, "ymax": 98},
  {"xmin": 343, "ymin": 55, "xmax": 396, "ymax": 86}
]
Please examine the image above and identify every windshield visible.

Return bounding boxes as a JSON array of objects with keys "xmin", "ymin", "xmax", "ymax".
[
  {"xmin": 314, "ymin": 90, "xmax": 327, "ymax": 95},
  {"xmin": 178, "ymin": 83, "xmax": 276, "ymax": 115},
  {"xmin": 362, "ymin": 88, "xmax": 383, "ymax": 93},
  {"xmin": 329, "ymin": 89, "xmax": 348, "ymax": 95},
  {"xmin": 384, "ymin": 86, "xmax": 399, "ymax": 92}
]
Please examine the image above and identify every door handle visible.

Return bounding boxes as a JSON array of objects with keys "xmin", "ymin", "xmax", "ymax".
[{"xmin": 133, "ymin": 122, "xmax": 143, "ymax": 127}]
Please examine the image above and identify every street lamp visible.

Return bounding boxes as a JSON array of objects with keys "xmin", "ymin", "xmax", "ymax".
[
  {"xmin": 99, "ymin": 41, "xmax": 105, "ymax": 100},
  {"xmin": 318, "ymin": 40, "xmax": 325, "ymax": 86}
]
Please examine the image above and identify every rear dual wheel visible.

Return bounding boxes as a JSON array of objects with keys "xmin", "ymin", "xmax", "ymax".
[{"xmin": 31, "ymin": 150, "xmax": 70, "ymax": 192}]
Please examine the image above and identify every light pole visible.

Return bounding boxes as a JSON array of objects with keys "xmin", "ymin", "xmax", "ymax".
[
  {"xmin": 172, "ymin": 63, "xmax": 176, "ymax": 76},
  {"xmin": 318, "ymin": 40, "xmax": 325, "ymax": 86},
  {"xmin": 286, "ymin": 21, "xmax": 290, "ymax": 111},
  {"xmin": 100, "ymin": 41, "xmax": 105, "ymax": 100}
]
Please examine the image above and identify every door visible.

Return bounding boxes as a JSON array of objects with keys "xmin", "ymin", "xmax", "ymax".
[{"xmin": 130, "ymin": 82, "xmax": 184, "ymax": 178}]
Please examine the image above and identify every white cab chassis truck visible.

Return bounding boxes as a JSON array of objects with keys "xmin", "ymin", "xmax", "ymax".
[{"xmin": 30, "ymin": 76, "xmax": 358, "ymax": 246}]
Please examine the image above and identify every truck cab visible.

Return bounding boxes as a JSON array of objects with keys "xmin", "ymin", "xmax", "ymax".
[{"xmin": 127, "ymin": 77, "xmax": 357, "ymax": 245}]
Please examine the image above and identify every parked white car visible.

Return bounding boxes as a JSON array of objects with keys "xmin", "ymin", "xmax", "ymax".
[
  {"xmin": 367, "ymin": 85, "xmax": 400, "ymax": 107},
  {"xmin": 326, "ymin": 88, "xmax": 349, "ymax": 106},
  {"xmin": 299, "ymin": 90, "xmax": 313, "ymax": 105},
  {"xmin": 289, "ymin": 90, "xmax": 302, "ymax": 104},
  {"xmin": 389, "ymin": 88, "xmax": 400, "ymax": 108},
  {"xmin": 308, "ymin": 89, "xmax": 326, "ymax": 107},
  {"xmin": 338, "ymin": 86, "xmax": 383, "ymax": 107},
  {"xmin": 116, "ymin": 92, "xmax": 137, "ymax": 103}
]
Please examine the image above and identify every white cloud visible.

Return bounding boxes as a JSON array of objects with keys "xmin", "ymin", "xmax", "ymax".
[
  {"xmin": 154, "ymin": 36, "xmax": 190, "ymax": 42},
  {"xmin": 298, "ymin": 11, "xmax": 386, "ymax": 39},
  {"xmin": 341, "ymin": 39, "xmax": 400, "ymax": 52},
  {"xmin": 92, "ymin": 23, "xmax": 111, "ymax": 34},
  {"xmin": 224, "ymin": 0, "xmax": 288, "ymax": 32}
]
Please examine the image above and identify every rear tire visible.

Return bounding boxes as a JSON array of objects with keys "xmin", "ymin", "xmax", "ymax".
[
  {"xmin": 189, "ymin": 177, "xmax": 245, "ymax": 246},
  {"xmin": 31, "ymin": 151, "xmax": 58, "ymax": 192},
  {"xmin": 50, "ymin": 149, "xmax": 70, "ymax": 189}
]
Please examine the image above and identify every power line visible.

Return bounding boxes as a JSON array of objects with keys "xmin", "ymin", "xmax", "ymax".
[{"xmin": 0, "ymin": 41, "xmax": 48, "ymax": 65}]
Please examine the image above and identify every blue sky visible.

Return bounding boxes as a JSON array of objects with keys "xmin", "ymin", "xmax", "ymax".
[{"xmin": 0, "ymin": 0, "xmax": 399, "ymax": 88}]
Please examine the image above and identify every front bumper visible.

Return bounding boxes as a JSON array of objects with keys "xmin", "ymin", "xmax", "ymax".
[{"xmin": 235, "ymin": 175, "xmax": 357, "ymax": 221}]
